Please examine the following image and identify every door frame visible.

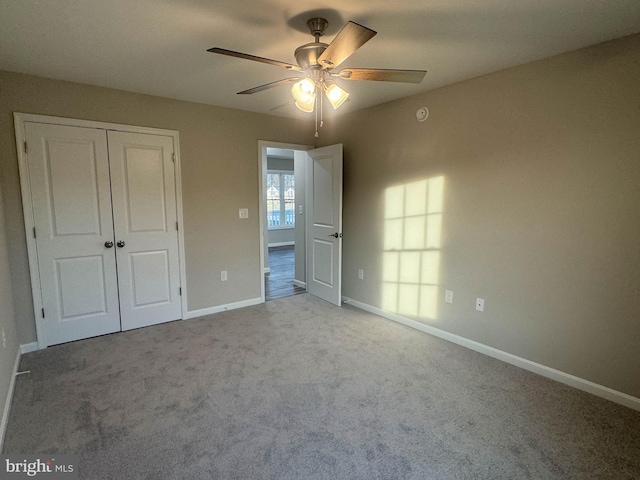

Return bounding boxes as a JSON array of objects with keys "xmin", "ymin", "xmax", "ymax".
[
  {"xmin": 257, "ymin": 140, "xmax": 312, "ymax": 302},
  {"xmin": 14, "ymin": 113, "xmax": 188, "ymax": 349}
]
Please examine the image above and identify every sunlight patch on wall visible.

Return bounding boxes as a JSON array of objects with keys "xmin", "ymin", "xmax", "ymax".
[{"xmin": 382, "ymin": 176, "xmax": 444, "ymax": 322}]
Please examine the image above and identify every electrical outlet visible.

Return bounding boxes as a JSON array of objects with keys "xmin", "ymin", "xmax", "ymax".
[
  {"xmin": 358, "ymin": 269, "xmax": 364, "ymax": 280},
  {"xmin": 221, "ymin": 270, "xmax": 228, "ymax": 282},
  {"xmin": 444, "ymin": 290, "xmax": 453, "ymax": 304},
  {"xmin": 239, "ymin": 208, "xmax": 249, "ymax": 219},
  {"xmin": 476, "ymin": 298, "xmax": 485, "ymax": 312}
]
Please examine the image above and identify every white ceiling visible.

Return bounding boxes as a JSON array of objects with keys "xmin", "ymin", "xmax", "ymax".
[{"xmin": 1, "ymin": 0, "xmax": 639, "ymax": 119}]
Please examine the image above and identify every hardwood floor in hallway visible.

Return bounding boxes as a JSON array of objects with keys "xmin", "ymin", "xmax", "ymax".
[{"xmin": 265, "ymin": 245, "xmax": 306, "ymax": 301}]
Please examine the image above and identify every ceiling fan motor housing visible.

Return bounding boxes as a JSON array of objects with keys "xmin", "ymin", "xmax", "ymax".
[{"xmin": 294, "ymin": 42, "xmax": 329, "ymax": 70}]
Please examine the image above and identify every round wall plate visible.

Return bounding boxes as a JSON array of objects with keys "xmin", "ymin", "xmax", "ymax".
[{"xmin": 416, "ymin": 107, "xmax": 429, "ymax": 122}]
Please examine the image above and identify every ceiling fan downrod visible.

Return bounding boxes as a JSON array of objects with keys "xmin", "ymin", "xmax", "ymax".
[{"xmin": 307, "ymin": 17, "xmax": 329, "ymax": 42}]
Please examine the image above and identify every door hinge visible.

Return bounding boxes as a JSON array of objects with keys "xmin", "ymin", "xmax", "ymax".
[
  {"xmin": 172, "ymin": 153, "xmax": 176, "ymax": 163},
  {"xmin": 179, "ymin": 287, "xmax": 182, "ymax": 296},
  {"xmin": 33, "ymin": 227, "xmax": 36, "ymax": 239},
  {"xmin": 24, "ymin": 141, "xmax": 28, "ymax": 154},
  {"xmin": 176, "ymin": 221, "xmax": 179, "ymax": 231},
  {"xmin": 41, "ymin": 308, "xmax": 45, "ymax": 318}
]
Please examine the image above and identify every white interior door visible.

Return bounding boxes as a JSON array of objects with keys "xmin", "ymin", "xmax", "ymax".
[
  {"xmin": 25, "ymin": 122, "xmax": 121, "ymax": 346},
  {"xmin": 107, "ymin": 131, "xmax": 182, "ymax": 330},
  {"xmin": 306, "ymin": 144, "xmax": 343, "ymax": 305}
]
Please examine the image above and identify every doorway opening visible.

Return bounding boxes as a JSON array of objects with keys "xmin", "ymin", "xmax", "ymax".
[
  {"xmin": 259, "ymin": 142, "xmax": 310, "ymax": 302},
  {"xmin": 258, "ymin": 141, "xmax": 343, "ymax": 305},
  {"xmin": 265, "ymin": 148, "xmax": 304, "ymax": 300}
]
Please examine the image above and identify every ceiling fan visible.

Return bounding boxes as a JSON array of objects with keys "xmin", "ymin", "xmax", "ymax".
[{"xmin": 208, "ymin": 17, "xmax": 427, "ymax": 135}]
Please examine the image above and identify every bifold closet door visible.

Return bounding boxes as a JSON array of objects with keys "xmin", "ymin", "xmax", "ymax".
[
  {"xmin": 25, "ymin": 122, "xmax": 121, "ymax": 346},
  {"xmin": 107, "ymin": 131, "xmax": 182, "ymax": 331}
]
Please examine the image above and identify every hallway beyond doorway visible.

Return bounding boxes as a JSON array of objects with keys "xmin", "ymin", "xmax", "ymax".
[{"xmin": 265, "ymin": 246, "xmax": 305, "ymax": 301}]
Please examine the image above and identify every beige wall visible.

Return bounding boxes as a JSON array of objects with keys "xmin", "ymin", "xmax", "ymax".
[
  {"xmin": 321, "ymin": 33, "xmax": 640, "ymax": 398},
  {"xmin": 0, "ymin": 70, "xmax": 314, "ymax": 344},
  {"xmin": 0, "ymin": 181, "xmax": 19, "ymax": 441}
]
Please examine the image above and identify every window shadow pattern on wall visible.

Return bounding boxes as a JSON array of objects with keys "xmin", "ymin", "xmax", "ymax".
[{"xmin": 382, "ymin": 177, "xmax": 444, "ymax": 322}]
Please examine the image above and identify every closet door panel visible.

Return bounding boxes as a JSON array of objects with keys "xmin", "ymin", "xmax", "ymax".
[
  {"xmin": 25, "ymin": 122, "xmax": 121, "ymax": 346},
  {"xmin": 129, "ymin": 250, "xmax": 171, "ymax": 307},
  {"xmin": 107, "ymin": 131, "xmax": 182, "ymax": 330}
]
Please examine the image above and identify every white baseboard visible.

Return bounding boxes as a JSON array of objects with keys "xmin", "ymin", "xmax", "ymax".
[
  {"xmin": 0, "ymin": 348, "xmax": 21, "ymax": 451},
  {"xmin": 20, "ymin": 342, "xmax": 38, "ymax": 354},
  {"xmin": 292, "ymin": 279, "xmax": 306, "ymax": 289},
  {"xmin": 268, "ymin": 241, "xmax": 295, "ymax": 247},
  {"xmin": 343, "ymin": 296, "xmax": 640, "ymax": 412},
  {"xmin": 185, "ymin": 297, "xmax": 263, "ymax": 320}
]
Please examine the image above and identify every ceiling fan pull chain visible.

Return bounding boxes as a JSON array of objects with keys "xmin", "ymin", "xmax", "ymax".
[
  {"xmin": 320, "ymin": 88, "xmax": 324, "ymax": 128},
  {"xmin": 314, "ymin": 99, "xmax": 319, "ymax": 137}
]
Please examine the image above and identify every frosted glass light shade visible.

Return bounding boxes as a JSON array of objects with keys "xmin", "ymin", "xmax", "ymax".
[
  {"xmin": 294, "ymin": 96, "xmax": 315, "ymax": 112},
  {"xmin": 324, "ymin": 83, "xmax": 349, "ymax": 109},
  {"xmin": 291, "ymin": 78, "xmax": 316, "ymax": 104}
]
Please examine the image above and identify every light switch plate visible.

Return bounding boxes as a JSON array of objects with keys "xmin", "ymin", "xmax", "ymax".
[
  {"xmin": 239, "ymin": 208, "xmax": 248, "ymax": 219},
  {"xmin": 476, "ymin": 298, "xmax": 485, "ymax": 312}
]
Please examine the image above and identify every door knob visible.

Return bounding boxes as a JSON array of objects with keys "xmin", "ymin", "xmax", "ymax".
[
  {"xmin": 104, "ymin": 241, "xmax": 114, "ymax": 248},
  {"xmin": 328, "ymin": 233, "xmax": 343, "ymax": 238},
  {"xmin": 117, "ymin": 240, "xmax": 126, "ymax": 248}
]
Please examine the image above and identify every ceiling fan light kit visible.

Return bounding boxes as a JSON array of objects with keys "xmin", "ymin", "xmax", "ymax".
[{"xmin": 208, "ymin": 16, "xmax": 427, "ymax": 136}]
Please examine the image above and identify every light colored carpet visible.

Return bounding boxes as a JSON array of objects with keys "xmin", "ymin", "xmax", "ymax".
[{"xmin": 3, "ymin": 294, "xmax": 640, "ymax": 479}]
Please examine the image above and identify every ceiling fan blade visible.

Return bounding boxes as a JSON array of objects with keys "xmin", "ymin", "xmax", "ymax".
[
  {"xmin": 237, "ymin": 77, "xmax": 301, "ymax": 95},
  {"xmin": 208, "ymin": 47, "xmax": 302, "ymax": 71},
  {"xmin": 336, "ymin": 68, "xmax": 427, "ymax": 83},
  {"xmin": 317, "ymin": 21, "xmax": 377, "ymax": 69}
]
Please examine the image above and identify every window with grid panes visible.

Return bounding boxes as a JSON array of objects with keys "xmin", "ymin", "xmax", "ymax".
[{"xmin": 267, "ymin": 171, "xmax": 295, "ymax": 228}]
